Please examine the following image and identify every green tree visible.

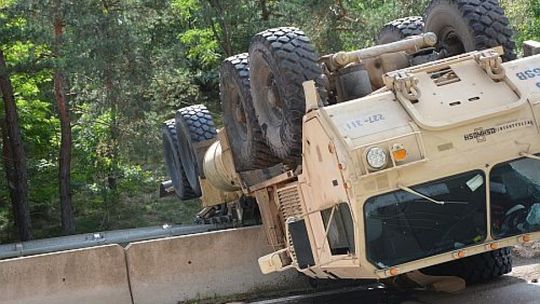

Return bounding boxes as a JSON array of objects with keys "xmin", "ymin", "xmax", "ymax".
[
  {"xmin": 0, "ymin": 48, "xmax": 33, "ymax": 241},
  {"xmin": 52, "ymin": 0, "xmax": 75, "ymax": 234},
  {"xmin": 501, "ymin": 0, "xmax": 540, "ymax": 52}
]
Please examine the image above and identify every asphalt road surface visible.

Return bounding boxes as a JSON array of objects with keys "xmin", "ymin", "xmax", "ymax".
[{"xmin": 242, "ymin": 256, "xmax": 540, "ymax": 304}]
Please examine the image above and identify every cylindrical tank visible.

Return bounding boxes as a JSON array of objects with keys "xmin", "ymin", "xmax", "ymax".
[{"xmin": 203, "ymin": 141, "xmax": 242, "ymax": 192}]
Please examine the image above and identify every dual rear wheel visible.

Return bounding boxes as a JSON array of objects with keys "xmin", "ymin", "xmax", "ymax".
[
  {"xmin": 162, "ymin": 105, "xmax": 217, "ymax": 199},
  {"xmin": 161, "ymin": 119, "xmax": 195, "ymax": 200},
  {"xmin": 221, "ymin": 27, "xmax": 322, "ymax": 169},
  {"xmin": 220, "ymin": 53, "xmax": 280, "ymax": 171}
]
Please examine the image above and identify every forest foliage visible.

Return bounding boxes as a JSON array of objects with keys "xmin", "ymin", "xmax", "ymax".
[{"xmin": 0, "ymin": 0, "xmax": 538, "ymax": 242}]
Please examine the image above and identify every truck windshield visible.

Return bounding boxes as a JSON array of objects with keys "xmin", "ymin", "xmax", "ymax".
[
  {"xmin": 490, "ymin": 156, "xmax": 540, "ymax": 239},
  {"xmin": 364, "ymin": 170, "xmax": 487, "ymax": 268}
]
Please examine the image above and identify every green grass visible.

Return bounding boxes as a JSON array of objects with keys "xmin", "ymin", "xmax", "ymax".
[{"xmin": 0, "ymin": 191, "xmax": 202, "ymax": 243}]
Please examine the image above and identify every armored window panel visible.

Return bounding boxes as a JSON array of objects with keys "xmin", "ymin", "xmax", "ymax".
[
  {"xmin": 321, "ymin": 203, "xmax": 355, "ymax": 255},
  {"xmin": 490, "ymin": 155, "xmax": 540, "ymax": 239},
  {"xmin": 365, "ymin": 170, "xmax": 487, "ymax": 268}
]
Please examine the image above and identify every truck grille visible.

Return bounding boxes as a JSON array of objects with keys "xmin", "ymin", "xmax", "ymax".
[
  {"xmin": 276, "ymin": 183, "xmax": 304, "ymax": 262},
  {"xmin": 277, "ymin": 183, "xmax": 304, "ymax": 220}
]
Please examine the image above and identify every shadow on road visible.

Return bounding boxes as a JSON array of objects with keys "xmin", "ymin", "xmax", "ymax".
[
  {"xmin": 247, "ymin": 282, "xmax": 417, "ymax": 304},
  {"xmin": 246, "ymin": 267, "xmax": 540, "ymax": 304}
]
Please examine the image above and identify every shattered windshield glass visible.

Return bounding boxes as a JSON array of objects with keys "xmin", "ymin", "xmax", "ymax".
[
  {"xmin": 365, "ymin": 171, "xmax": 487, "ymax": 268},
  {"xmin": 490, "ymin": 156, "xmax": 540, "ymax": 239}
]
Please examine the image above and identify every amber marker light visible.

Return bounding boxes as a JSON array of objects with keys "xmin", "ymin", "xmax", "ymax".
[
  {"xmin": 391, "ymin": 144, "xmax": 407, "ymax": 162},
  {"xmin": 522, "ymin": 235, "xmax": 531, "ymax": 243},
  {"xmin": 389, "ymin": 267, "xmax": 399, "ymax": 276},
  {"xmin": 489, "ymin": 243, "xmax": 498, "ymax": 250},
  {"xmin": 453, "ymin": 250, "xmax": 465, "ymax": 259}
]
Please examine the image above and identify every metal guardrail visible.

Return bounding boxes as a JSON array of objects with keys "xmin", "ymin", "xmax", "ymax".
[{"xmin": 0, "ymin": 223, "xmax": 227, "ymax": 260}]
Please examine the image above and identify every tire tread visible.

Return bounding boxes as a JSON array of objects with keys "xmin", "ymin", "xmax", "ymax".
[
  {"xmin": 421, "ymin": 247, "xmax": 512, "ymax": 284},
  {"xmin": 249, "ymin": 27, "xmax": 322, "ymax": 164},
  {"xmin": 162, "ymin": 119, "xmax": 197, "ymax": 200},
  {"xmin": 424, "ymin": 0, "xmax": 516, "ymax": 61},
  {"xmin": 378, "ymin": 16, "xmax": 425, "ymax": 44},
  {"xmin": 220, "ymin": 53, "xmax": 280, "ymax": 170}
]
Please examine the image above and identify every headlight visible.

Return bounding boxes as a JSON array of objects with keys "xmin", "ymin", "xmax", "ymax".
[{"xmin": 366, "ymin": 147, "xmax": 388, "ymax": 170}]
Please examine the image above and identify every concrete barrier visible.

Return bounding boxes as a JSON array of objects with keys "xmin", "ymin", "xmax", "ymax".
[
  {"xmin": 126, "ymin": 226, "xmax": 306, "ymax": 304},
  {"xmin": 0, "ymin": 244, "xmax": 133, "ymax": 304}
]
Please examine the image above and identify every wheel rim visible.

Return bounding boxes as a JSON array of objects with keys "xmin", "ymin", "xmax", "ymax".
[
  {"xmin": 261, "ymin": 74, "xmax": 283, "ymax": 128},
  {"xmin": 176, "ymin": 121, "xmax": 199, "ymax": 192},
  {"xmin": 230, "ymin": 86, "xmax": 248, "ymax": 142},
  {"xmin": 439, "ymin": 27, "xmax": 466, "ymax": 57},
  {"xmin": 163, "ymin": 136, "xmax": 181, "ymax": 194}
]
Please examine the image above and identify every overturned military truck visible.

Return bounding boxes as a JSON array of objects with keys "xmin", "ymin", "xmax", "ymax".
[{"xmin": 161, "ymin": 0, "xmax": 540, "ymax": 290}]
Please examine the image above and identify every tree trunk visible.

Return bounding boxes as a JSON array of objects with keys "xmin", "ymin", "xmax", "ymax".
[
  {"xmin": 53, "ymin": 2, "xmax": 75, "ymax": 235},
  {"xmin": 0, "ymin": 49, "xmax": 32, "ymax": 241},
  {"xmin": 259, "ymin": 0, "xmax": 270, "ymax": 21},
  {"xmin": 104, "ymin": 65, "xmax": 118, "ymax": 192},
  {"xmin": 1, "ymin": 118, "xmax": 17, "ymax": 238},
  {"xmin": 100, "ymin": 1, "xmax": 120, "ymax": 193},
  {"xmin": 207, "ymin": 0, "xmax": 233, "ymax": 56},
  {"xmin": 108, "ymin": 103, "xmax": 118, "ymax": 191}
]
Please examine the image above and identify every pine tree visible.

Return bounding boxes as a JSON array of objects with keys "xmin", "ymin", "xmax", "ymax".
[
  {"xmin": 52, "ymin": 0, "xmax": 75, "ymax": 234},
  {"xmin": 0, "ymin": 49, "xmax": 32, "ymax": 241}
]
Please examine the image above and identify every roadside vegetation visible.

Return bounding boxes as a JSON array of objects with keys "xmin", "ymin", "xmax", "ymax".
[{"xmin": 0, "ymin": 0, "xmax": 538, "ymax": 242}]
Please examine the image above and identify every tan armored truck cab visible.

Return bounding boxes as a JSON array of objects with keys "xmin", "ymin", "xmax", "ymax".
[
  {"xmin": 259, "ymin": 46, "xmax": 540, "ymax": 278},
  {"xmin": 161, "ymin": 0, "xmax": 540, "ymax": 289}
]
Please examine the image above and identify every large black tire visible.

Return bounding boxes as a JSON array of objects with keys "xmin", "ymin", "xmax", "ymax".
[
  {"xmin": 220, "ymin": 53, "xmax": 280, "ymax": 171},
  {"xmin": 175, "ymin": 105, "xmax": 217, "ymax": 196},
  {"xmin": 421, "ymin": 247, "xmax": 512, "ymax": 284},
  {"xmin": 248, "ymin": 27, "xmax": 322, "ymax": 166},
  {"xmin": 378, "ymin": 16, "xmax": 425, "ymax": 44},
  {"xmin": 161, "ymin": 119, "xmax": 196, "ymax": 200},
  {"xmin": 424, "ymin": 0, "xmax": 516, "ymax": 61}
]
